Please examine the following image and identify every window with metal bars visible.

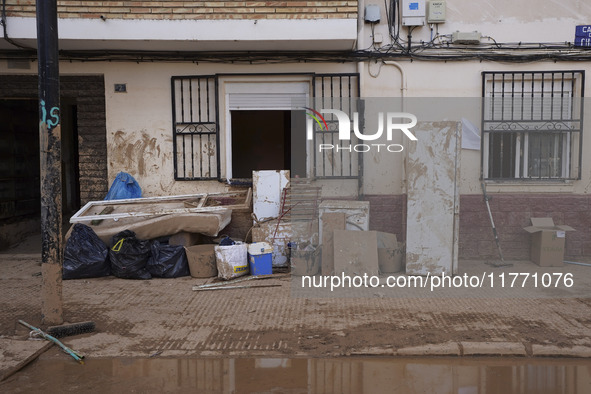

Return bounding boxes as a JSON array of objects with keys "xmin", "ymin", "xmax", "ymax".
[
  {"xmin": 171, "ymin": 76, "xmax": 219, "ymax": 180},
  {"xmin": 171, "ymin": 73, "xmax": 360, "ymax": 181},
  {"xmin": 312, "ymin": 73, "xmax": 361, "ymax": 179},
  {"xmin": 481, "ymin": 71, "xmax": 584, "ymax": 180}
]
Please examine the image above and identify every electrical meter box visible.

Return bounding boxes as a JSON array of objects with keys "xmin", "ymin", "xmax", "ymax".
[
  {"xmin": 364, "ymin": 4, "xmax": 381, "ymax": 23},
  {"xmin": 402, "ymin": 0, "xmax": 425, "ymax": 26},
  {"xmin": 427, "ymin": 1, "xmax": 446, "ymax": 23}
]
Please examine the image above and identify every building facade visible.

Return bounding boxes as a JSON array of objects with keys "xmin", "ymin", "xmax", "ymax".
[{"xmin": 1, "ymin": 0, "xmax": 590, "ymax": 262}]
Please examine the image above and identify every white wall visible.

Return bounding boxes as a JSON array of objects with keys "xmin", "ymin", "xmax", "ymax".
[
  {"xmin": 2, "ymin": 0, "xmax": 591, "ymax": 198},
  {"xmin": 358, "ymin": 0, "xmax": 591, "ymax": 49}
]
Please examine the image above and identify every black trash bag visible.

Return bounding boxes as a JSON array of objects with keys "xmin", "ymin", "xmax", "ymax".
[
  {"xmin": 63, "ymin": 224, "xmax": 110, "ymax": 280},
  {"xmin": 147, "ymin": 241, "xmax": 190, "ymax": 278},
  {"xmin": 219, "ymin": 235, "xmax": 236, "ymax": 246},
  {"xmin": 109, "ymin": 230, "xmax": 152, "ymax": 280}
]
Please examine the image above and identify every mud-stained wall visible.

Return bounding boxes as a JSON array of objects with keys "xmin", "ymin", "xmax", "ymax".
[
  {"xmin": 2, "ymin": 60, "xmax": 590, "ymax": 202},
  {"xmin": 405, "ymin": 122, "xmax": 460, "ymax": 275},
  {"xmin": 1, "ymin": 0, "xmax": 590, "ymax": 199},
  {"xmin": 354, "ymin": 0, "xmax": 591, "ymax": 199},
  {"xmin": 79, "ymin": 61, "xmax": 357, "ymax": 197},
  {"xmin": 0, "ymin": 74, "xmax": 108, "ymax": 204},
  {"xmin": 359, "ymin": 61, "xmax": 591, "ymax": 198}
]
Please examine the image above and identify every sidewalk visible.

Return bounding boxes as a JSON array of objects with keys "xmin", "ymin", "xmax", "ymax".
[{"xmin": 1, "ymin": 242, "xmax": 590, "ymax": 359}]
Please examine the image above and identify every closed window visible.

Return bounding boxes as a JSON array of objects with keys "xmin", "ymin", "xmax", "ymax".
[{"xmin": 481, "ymin": 71, "xmax": 584, "ymax": 180}]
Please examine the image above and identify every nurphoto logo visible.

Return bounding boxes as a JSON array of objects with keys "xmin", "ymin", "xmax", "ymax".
[{"xmin": 304, "ymin": 107, "xmax": 418, "ymax": 153}]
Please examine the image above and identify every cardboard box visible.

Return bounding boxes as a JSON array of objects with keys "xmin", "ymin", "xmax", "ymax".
[
  {"xmin": 523, "ymin": 218, "xmax": 575, "ymax": 267},
  {"xmin": 290, "ymin": 247, "xmax": 321, "ymax": 276},
  {"xmin": 333, "ymin": 230, "xmax": 379, "ymax": 276}
]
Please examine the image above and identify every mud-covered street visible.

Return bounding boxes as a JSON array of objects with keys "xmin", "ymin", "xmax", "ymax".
[{"xmin": 1, "ymin": 236, "xmax": 590, "ymax": 362}]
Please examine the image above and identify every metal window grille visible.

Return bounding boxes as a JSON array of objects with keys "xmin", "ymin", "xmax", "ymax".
[
  {"xmin": 312, "ymin": 73, "xmax": 361, "ymax": 179},
  {"xmin": 172, "ymin": 73, "xmax": 360, "ymax": 181},
  {"xmin": 171, "ymin": 76, "xmax": 219, "ymax": 180},
  {"xmin": 481, "ymin": 71, "xmax": 584, "ymax": 180}
]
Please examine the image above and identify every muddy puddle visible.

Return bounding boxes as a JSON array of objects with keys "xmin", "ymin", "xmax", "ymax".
[{"xmin": 2, "ymin": 352, "xmax": 590, "ymax": 393}]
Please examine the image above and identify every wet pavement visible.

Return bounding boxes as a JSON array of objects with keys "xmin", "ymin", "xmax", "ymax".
[
  {"xmin": 1, "ymin": 235, "xmax": 590, "ymax": 363},
  {"xmin": 1, "ymin": 348, "xmax": 590, "ymax": 393},
  {"xmin": 1, "ymin": 251, "xmax": 591, "ymax": 359}
]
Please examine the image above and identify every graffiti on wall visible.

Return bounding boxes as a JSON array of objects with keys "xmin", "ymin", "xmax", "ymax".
[{"xmin": 40, "ymin": 100, "xmax": 60, "ymax": 128}]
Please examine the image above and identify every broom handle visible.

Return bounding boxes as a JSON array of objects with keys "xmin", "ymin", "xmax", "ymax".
[
  {"xmin": 481, "ymin": 182, "xmax": 505, "ymax": 262},
  {"xmin": 18, "ymin": 320, "xmax": 84, "ymax": 363}
]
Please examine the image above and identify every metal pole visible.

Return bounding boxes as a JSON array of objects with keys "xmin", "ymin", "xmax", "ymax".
[{"xmin": 36, "ymin": 0, "xmax": 63, "ymax": 325}]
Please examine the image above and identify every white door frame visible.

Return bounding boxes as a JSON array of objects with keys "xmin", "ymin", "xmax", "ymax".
[{"xmin": 221, "ymin": 78, "xmax": 311, "ymax": 179}]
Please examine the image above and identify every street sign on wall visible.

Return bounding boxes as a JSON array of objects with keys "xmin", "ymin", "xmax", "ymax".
[{"xmin": 575, "ymin": 25, "xmax": 591, "ymax": 47}]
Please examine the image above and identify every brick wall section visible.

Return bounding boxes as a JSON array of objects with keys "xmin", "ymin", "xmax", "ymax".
[
  {"xmin": 321, "ymin": 195, "xmax": 406, "ymax": 241},
  {"xmin": 363, "ymin": 195, "xmax": 406, "ymax": 242},
  {"xmin": 459, "ymin": 194, "xmax": 591, "ymax": 261},
  {"xmin": 62, "ymin": 76, "xmax": 109, "ymax": 204},
  {"xmin": 0, "ymin": 75, "xmax": 108, "ymax": 205},
  {"xmin": 6, "ymin": 1, "xmax": 358, "ymax": 20},
  {"xmin": 360, "ymin": 193, "xmax": 590, "ymax": 260}
]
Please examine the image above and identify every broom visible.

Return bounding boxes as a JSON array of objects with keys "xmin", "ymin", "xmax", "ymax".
[
  {"xmin": 481, "ymin": 182, "xmax": 512, "ymax": 267},
  {"xmin": 46, "ymin": 321, "xmax": 96, "ymax": 338}
]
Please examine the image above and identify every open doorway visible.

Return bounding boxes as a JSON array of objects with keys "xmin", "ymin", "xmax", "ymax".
[
  {"xmin": 230, "ymin": 110, "xmax": 306, "ymax": 179},
  {"xmin": 0, "ymin": 99, "xmax": 80, "ymax": 221},
  {"xmin": 0, "ymin": 99, "xmax": 40, "ymax": 220}
]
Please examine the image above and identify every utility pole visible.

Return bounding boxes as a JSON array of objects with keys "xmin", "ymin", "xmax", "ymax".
[{"xmin": 36, "ymin": 0, "xmax": 63, "ymax": 325}]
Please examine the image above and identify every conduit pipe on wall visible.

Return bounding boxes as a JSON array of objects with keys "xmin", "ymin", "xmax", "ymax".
[
  {"xmin": 357, "ymin": 60, "xmax": 364, "ymax": 96},
  {"xmin": 382, "ymin": 60, "xmax": 407, "ymax": 98},
  {"xmin": 367, "ymin": 60, "xmax": 407, "ymax": 99}
]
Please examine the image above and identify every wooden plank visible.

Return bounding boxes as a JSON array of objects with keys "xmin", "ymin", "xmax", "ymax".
[
  {"xmin": 0, "ymin": 340, "xmax": 53, "ymax": 382},
  {"xmin": 197, "ymin": 196, "xmax": 207, "ymax": 208}
]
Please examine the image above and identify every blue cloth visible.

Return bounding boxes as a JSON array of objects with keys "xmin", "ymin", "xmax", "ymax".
[{"xmin": 104, "ymin": 172, "xmax": 142, "ymax": 200}]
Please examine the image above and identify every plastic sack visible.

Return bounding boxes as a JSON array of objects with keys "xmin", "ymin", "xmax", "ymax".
[
  {"xmin": 215, "ymin": 242, "xmax": 248, "ymax": 280},
  {"xmin": 63, "ymin": 224, "xmax": 110, "ymax": 280},
  {"xmin": 109, "ymin": 230, "xmax": 152, "ymax": 279},
  {"xmin": 104, "ymin": 172, "xmax": 142, "ymax": 200},
  {"xmin": 219, "ymin": 235, "xmax": 236, "ymax": 246},
  {"xmin": 147, "ymin": 241, "xmax": 190, "ymax": 278}
]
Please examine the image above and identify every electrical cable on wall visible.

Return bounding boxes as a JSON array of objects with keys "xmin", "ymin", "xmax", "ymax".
[
  {"xmin": 1, "ymin": 0, "xmax": 32, "ymax": 50},
  {"xmin": 1, "ymin": 0, "xmax": 590, "ymax": 64},
  {"xmin": 1, "ymin": 45, "xmax": 591, "ymax": 63}
]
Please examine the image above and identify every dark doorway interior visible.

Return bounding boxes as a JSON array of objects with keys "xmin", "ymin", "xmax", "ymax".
[
  {"xmin": 0, "ymin": 99, "xmax": 40, "ymax": 220},
  {"xmin": 231, "ymin": 110, "xmax": 289, "ymax": 179},
  {"xmin": 60, "ymin": 101, "xmax": 80, "ymax": 216},
  {"xmin": 0, "ymin": 99, "xmax": 80, "ymax": 221},
  {"xmin": 230, "ymin": 110, "xmax": 306, "ymax": 179}
]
